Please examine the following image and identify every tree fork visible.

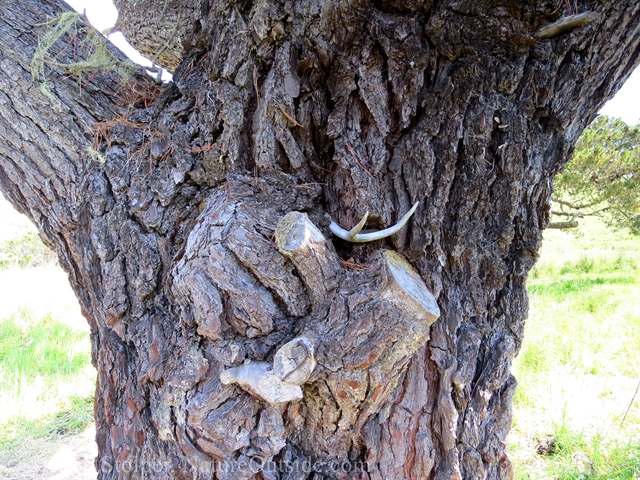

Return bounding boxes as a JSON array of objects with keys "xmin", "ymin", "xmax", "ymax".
[{"xmin": 0, "ymin": 0, "xmax": 639, "ymax": 479}]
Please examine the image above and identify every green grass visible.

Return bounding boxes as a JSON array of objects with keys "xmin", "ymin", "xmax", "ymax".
[
  {"xmin": 0, "ymin": 213, "xmax": 96, "ymax": 474},
  {"xmin": 0, "ymin": 308, "xmax": 95, "ymax": 449},
  {"xmin": 540, "ymin": 420, "xmax": 640, "ymax": 480},
  {"xmin": 0, "ymin": 231, "xmax": 57, "ymax": 270},
  {"xmin": 0, "ymin": 311, "xmax": 89, "ymax": 384},
  {"xmin": 510, "ymin": 217, "xmax": 640, "ymax": 479},
  {"xmin": 1, "ymin": 394, "xmax": 94, "ymax": 445}
]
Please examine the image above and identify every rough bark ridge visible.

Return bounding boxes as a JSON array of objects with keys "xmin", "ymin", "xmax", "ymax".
[
  {"xmin": 111, "ymin": 0, "xmax": 205, "ymax": 71},
  {"xmin": 1, "ymin": 0, "xmax": 639, "ymax": 479}
]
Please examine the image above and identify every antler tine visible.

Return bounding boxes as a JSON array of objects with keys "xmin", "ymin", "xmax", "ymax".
[
  {"xmin": 347, "ymin": 211, "xmax": 369, "ymax": 239},
  {"xmin": 329, "ymin": 202, "xmax": 419, "ymax": 243}
]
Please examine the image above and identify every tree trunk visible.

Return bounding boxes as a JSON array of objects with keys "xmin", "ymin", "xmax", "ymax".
[{"xmin": 1, "ymin": 0, "xmax": 639, "ymax": 479}]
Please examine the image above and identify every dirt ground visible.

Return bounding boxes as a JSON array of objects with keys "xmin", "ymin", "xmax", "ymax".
[{"xmin": 0, "ymin": 425, "xmax": 97, "ymax": 480}]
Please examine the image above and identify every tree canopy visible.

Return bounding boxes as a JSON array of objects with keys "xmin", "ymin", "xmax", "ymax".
[{"xmin": 552, "ymin": 116, "xmax": 640, "ymax": 234}]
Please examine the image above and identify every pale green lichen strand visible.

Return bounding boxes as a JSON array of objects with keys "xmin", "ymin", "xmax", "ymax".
[{"xmin": 31, "ymin": 11, "xmax": 138, "ymax": 92}]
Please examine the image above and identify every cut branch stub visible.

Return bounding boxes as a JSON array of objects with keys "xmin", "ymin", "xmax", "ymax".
[
  {"xmin": 272, "ymin": 336, "xmax": 317, "ymax": 385},
  {"xmin": 381, "ymin": 250, "xmax": 441, "ymax": 324},
  {"xmin": 275, "ymin": 211, "xmax": 343, "ymax": 306},
  {"xmin": 323, "ymin": 250, "xmax": 440, "ymax": 424}
]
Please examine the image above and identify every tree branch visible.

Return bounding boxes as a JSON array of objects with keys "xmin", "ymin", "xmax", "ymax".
[
  {"xmin": 550, "ymin": 210, "xmax": 582, "ymax": 217},
  {"xmin": 548, "ymin": 220, "xmax": 579, "ymax": 229},
  {"xmin": 554, "ymin": 198, "xmax": 602, "ymax": 210}
]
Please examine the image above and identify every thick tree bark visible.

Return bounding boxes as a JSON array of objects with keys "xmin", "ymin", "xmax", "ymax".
[{"xmin": 1, "ymin": 0, "xmax": 639, "ymax": 479}]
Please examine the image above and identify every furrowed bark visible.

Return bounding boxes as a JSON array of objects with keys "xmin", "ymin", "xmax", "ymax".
[{"xmin": 1, "ymin": 0, "xmax": 639, "ymax": 479}]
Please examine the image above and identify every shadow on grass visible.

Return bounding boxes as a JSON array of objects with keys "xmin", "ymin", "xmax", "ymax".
[
  {"xmin": 541, "ymin": 422, "xmax": 640, "ymax": 480},
  {"xmin": 0, "ymin": 394, "xmax": 94, "ymax": 449},
  {"xmin": 528, "ymin": 274, "xmax": 637, "ymax": 301}
]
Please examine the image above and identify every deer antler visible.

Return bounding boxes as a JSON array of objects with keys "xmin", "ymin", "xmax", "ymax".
[{"xmin": 329, "ymin": 202, "xmax": 419, "ymax": 242}]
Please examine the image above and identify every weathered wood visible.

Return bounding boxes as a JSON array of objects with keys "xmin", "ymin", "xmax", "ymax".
[
  {"xmin": 1, "ymin": 0, "xmax": 640, "ymax": 478},
  {"xmin": 535, "ymin": 12, "xmax": 599, "ymax": 39},
  {"xmin": 548, "ymin": 220, "xmax": 579, "ymax": 229},
  {"xmin": 220, "ymin": 337, "xmax": 316, "ymax": 404}
]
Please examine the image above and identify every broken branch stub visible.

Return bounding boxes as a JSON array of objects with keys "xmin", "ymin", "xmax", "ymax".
[{"xmin": 220, "ymin": 337, "xmax": 316, "ymax": 405}]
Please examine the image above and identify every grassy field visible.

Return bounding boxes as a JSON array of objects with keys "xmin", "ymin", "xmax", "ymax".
[
  {"xmin": 509, "ymin": 218, "xmax": 640, "ymax": 479},
  {"xmin": 0, "ymin": 197, "xmax": 638, "ymax": 479},
  {"xmin": 0, "ymin": 307, "xmax": 94, "ymax": 443},
  {"xmin": 0, "ymin": 199, "xmax": 96, "ymax": 480}
]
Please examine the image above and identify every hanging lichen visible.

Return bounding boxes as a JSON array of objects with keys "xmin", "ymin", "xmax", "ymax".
[{"xmin": 31, "ymin": 11, "xmax": 138, "ymax": 98}]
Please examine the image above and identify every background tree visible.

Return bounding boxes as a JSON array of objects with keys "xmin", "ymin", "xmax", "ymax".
[
  {"xmin": 1, "ymin": 1, "xmax": 639, "ymax": 479},
  {"xmin": 551, "ymin": 115, "xmax": 640, "ymax": 233}
]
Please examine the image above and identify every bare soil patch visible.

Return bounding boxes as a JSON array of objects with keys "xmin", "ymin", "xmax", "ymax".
[{"xmin": 0, "ymin": 425, "xmax": 96, "ymax": 480}]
